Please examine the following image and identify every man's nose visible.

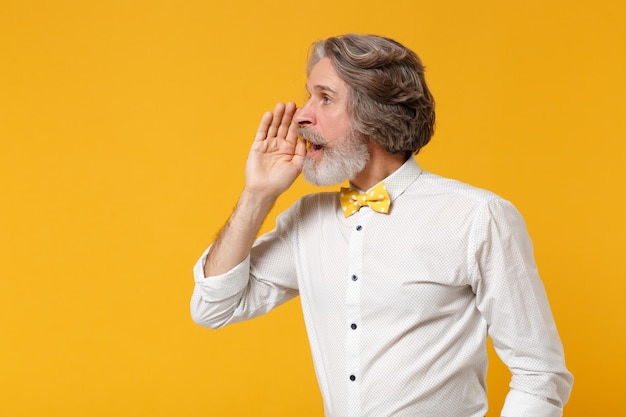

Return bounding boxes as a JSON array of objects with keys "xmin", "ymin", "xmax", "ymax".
[{"xmin": 295, "ymin": 103, "xmax": 314, "ymax": 126}]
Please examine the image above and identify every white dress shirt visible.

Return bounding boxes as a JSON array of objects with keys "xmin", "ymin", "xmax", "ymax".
[{"xmin": 191, "ymin": 157, "xmax": 573, "ymax": 417}]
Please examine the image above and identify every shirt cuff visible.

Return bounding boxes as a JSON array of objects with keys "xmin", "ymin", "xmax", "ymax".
[
  {"xmin": 193, "ymin": 247, "xmax": 251, "ymax": 302},
  {"xmin": 501, "ymin": 389, "xmax": 563, "ymax": 417}
]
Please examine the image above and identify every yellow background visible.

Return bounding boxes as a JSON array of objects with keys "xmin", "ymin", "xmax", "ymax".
[{"xmin": 1, "ymin": 0, "xmax": 624, "ymax": 415}]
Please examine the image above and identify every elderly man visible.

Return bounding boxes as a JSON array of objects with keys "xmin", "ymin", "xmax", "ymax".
[{"xmin": 191, "ymin": 34, "xmax": 573, "ymax": 417}]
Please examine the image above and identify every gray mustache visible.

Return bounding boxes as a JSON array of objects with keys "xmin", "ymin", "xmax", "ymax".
[{"xmin": 298, "ymin": 128, "xmax": 327, "ymax": 146}]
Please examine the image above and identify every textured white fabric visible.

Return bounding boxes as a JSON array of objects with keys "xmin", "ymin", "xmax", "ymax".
[
  {"xmin": 501, "ymin": 389, "xmax": 564, "ymax": 417},
  {"xmin": 191, "ymin": 157, "xmax": 573, "ymax": 417}
]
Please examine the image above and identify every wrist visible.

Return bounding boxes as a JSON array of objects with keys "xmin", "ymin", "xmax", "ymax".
[{"xmin": 239, "ymin": 187, "xmax": 277, "ymax": 214}]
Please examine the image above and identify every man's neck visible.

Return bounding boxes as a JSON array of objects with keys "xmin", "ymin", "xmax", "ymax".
[{"xmin": 351, "ymin": 143, "xmax": 407, "ymax": 190}]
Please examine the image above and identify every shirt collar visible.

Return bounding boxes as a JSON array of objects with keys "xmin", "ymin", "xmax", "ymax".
[{"xmin": 350, "ymin": 156, "xmax": 423, "ymax": 203}]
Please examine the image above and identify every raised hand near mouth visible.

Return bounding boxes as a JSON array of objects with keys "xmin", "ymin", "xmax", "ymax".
[{"xmin": 244, "ymin": 102, "xmax": 306, "ymax": 201}]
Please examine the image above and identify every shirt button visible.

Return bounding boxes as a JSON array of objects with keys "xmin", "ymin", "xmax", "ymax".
[
  {"xmin": 356, "ymin": 225, "xmax": 363, "ymax": 231},
  {"xmin": 351, "ymin": 323, "xmax": 357, "ymax": 330},
  {"xmin": 351, "ymin": 275, "xmax": 358, "ymax": 281},
  {"xmin": 349, "ymin": 375, "xmax": 356, "ymax": 381}
]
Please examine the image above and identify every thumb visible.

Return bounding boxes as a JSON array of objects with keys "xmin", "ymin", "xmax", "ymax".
[{"xmin": 292, "ymin": 139, "xmax": 307, "ymax": 169}]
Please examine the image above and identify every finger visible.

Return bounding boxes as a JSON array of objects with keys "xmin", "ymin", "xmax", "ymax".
[
  {"xmin": 266, "ymin": 102, "xmax": 285, "ymax": 139},
  {"xmin": 290, "ymin": 139, "xmax": 307, "ymax": 171},
  {"xmin": 254, "ymin": 111, "xmax": 274, "ymax": 142},
  {"xmin": 277, "ymin": 102, "xmax": 297, "ymax": 141},
  {"xmin": 294, "ymin": 138, "xmax": 307, "ymax": 159},
  {"xmin": 284, "ymin": 108, "xmax": 300, "ymax": 145}
]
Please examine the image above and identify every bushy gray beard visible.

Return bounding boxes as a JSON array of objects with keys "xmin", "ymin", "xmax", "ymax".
[{"xmin": 299, "ymin": 127, "xmax": 370, "ymax": 186}]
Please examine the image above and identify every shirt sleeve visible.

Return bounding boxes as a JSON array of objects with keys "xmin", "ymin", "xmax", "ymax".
[
  {"xmin": 500, "ymin": 389, "xmax": 565, "ymax": 417},
  {"xmin": 469, "ymin": 198, "xmax": 574, "ymax": 416},
  {"xmin": 190, "ymin": 205, "xmax": 301, "ymax": 330}
]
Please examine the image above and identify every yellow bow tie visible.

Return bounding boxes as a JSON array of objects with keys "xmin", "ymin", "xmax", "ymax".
[{"xmin": 339, "ymin": 182, "xmax": 391, "ymax": 218}]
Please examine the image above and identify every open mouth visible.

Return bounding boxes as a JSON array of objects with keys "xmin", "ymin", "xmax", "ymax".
[
  {"xmin": 299, "ymin": 128, "xmax": 326, "ymax": 156},
  {"xmin": 305, "ymin": 140, "xmax": 325, "ymax": 158},
  {"xmin": 305, "ymin": 140, "xmax": 324, "ymax": 151}
]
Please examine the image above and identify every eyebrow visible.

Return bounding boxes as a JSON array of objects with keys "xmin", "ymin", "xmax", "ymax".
[{"xmin": 306, "ymin": 84, "xmax": 337, "ymax": 94}]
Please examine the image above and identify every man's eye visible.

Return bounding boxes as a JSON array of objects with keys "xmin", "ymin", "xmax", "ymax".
[{"xmin": 322, "ymin": 95, "xmax": 331, "ymax": 104}]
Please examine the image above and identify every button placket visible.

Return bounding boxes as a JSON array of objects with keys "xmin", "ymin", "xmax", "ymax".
[{"xmin": 345, "ymin": 211, "xmax": 371, "ymax": 416}]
